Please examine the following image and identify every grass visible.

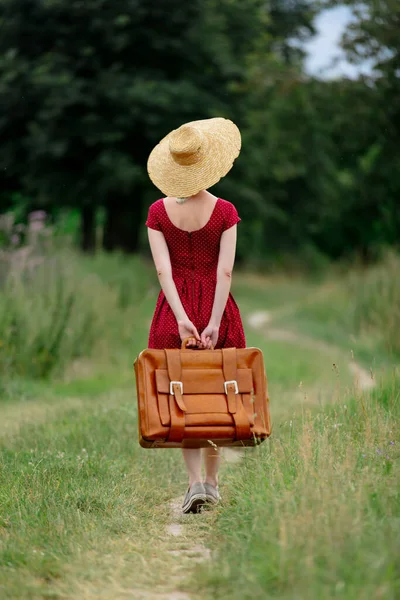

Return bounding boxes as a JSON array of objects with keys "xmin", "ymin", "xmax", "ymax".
[
  {"xmin": 0, "ymin": 242, "xmax": 155, "ymax": 380},
  {"xmin": 236, "ymin": 254, "xmax": 400, "ymax": 368},
  {"xmin": 0, "ymin": 386, "xmax": 189, "ymax": 598},
  {"xmin": 0, "ymin": 248, "xmax": 399, "ymax": 598},
  {"xmin": 195, "ymin": 375, "xmax": 400, "ymax": 600}
]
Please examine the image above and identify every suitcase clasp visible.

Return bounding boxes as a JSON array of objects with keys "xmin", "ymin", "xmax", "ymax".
[
  {"xmin": 224, "ymin": 380, "xmax": 239, "ymax": 394},
  {"xmin": 170, "ymin": 381, "xmax": 183, "ymax": 395}
]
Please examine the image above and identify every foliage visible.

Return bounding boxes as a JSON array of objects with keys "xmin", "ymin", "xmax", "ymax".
[
  {"xmin": 0, "ymin": 212, "xmax": 154, "ymax": 379},
  {"xmin": 349, "ymin": 252, "xmax": 400, "ymax": 355},
  {"xmin": 331, "ymin": 0, "xmax": 400, "ymax": 258},
  {"xmin": 259, "ymin": 251, "xmax": 400, "ymax": 361},
  {"xmin": 3, "ymin": 0, "xmax": 398, "ymax": 262},
  {"xmin": 0, "ymin": 0, "xmax": 286, "ymax": 252},
  {"xmin": 196, "ymin": 376, "xmax": 400, "ymax": 599}
]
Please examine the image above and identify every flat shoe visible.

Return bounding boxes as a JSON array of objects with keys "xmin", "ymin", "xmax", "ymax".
[
  {"xmin": 182, "ymin": 482, "xmax": 206, "ymax": 514},
  {"xmin": 204, "ymin": 482, "xmax": 221, "ymax": 505}
]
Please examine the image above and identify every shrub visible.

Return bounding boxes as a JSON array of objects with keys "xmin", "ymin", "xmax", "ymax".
[
  {"xmin": 0, "ymin": 213, "xmax": 155, "ymax": 379},
  {"xmin": 0, "ymin": 250, "xmax": 102, "ymax": 378}
]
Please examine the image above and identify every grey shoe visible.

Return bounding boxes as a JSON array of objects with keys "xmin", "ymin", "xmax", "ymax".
[
  {"xmin": 182, "ymin": 482, "xmax": 206, "ymax": 514},
  {"xmin": 204, "ymin": 483, "xmax": 221, "ymax": 506}
]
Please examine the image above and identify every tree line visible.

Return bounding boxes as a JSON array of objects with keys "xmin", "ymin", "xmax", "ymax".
[{"xmin": 0, "ymin": 0, "xmax": 398, "ymax": 264}]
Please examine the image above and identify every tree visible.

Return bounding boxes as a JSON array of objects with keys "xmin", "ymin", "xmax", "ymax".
[
  {"xmin": 328, "ymin": 0, "xmax": 400, "ymax": 257},
  {"xmin": 1, "ymin": 1, "xmax": 212, "ymax": 250},
  {"xmin": 0, "ymin": 0, "xmax": 283, "ymax": 252}
]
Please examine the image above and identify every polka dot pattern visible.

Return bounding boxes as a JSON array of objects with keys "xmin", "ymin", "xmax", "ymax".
[{"xmin": 145, "ymin": 198, "xmax": 246, "ymax": 349}]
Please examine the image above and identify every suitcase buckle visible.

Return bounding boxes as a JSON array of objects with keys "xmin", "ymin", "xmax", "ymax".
[
  {"xmin": 170, "ymin": 381, "xmax": 183, "ymax": 395},
  {"xmin": 224, "ymin": 380, "xmax": 239, "ymax": 394}
]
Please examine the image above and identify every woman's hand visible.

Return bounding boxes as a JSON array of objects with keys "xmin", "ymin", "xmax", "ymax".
[
  {"xmin": 200, "ymin": 324, "xmax": 219, "ymax": 350},
  {"xmin": 178, "ymin": 319, "xmax": 201, "ymax": 348}
]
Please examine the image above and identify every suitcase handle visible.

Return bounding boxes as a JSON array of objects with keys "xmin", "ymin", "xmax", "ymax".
[{"xmin": 181, "ymin": 337, "xmax": 214, "ymax": 350}]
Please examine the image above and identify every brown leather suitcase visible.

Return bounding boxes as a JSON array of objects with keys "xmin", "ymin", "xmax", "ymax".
[{"xmin": 133, "ymin": 340, "xmax": 271, "ymax": 448}]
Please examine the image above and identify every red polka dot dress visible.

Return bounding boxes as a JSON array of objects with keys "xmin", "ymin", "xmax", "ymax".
[{"xmin": 146, "ymin": 198, "xmax": 246, "ymax": 349}]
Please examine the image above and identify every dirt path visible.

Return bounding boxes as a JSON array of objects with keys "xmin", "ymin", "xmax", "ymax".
[
  {"xmin": 247, "ymin": 310, "xmax": 375, "ymax": 391},
  {"xmin": 141, "ymin": 446, "xmax": 241, "ymax": 600},
  {"xmin": 130, "ymin": 309, "xmax": 376, "ymax": 599}
]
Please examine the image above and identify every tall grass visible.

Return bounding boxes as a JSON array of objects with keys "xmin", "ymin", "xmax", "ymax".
[
  {"xmin": 349, "ymin": 252, "xmax": 400, "ymax": 355},
  {"xmin": 196, "ymin": 375, "xmax": 400, "ymax": 599},
  {"xmin": 0, "ymin": 390, "xmax": 187, "ymax": 598},
  {"xmin": 277, "ymin": 252, "xmax": 400, "ymax": 361},
  {"xmin": 0, "ymin": 213, "xmax": 155, "ymax": 380}
]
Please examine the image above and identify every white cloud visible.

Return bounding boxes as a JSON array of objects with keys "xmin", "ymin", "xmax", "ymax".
[{"xmin": 304, "ymin": 6, "xmax": 372, "ymax": 79}]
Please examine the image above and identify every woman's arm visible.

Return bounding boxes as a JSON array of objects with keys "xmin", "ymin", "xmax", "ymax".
[
  {"xmin": 201, "ymin": 225, "xmax": 237, "ymax": 348},
  {"xmin": 148, "ymin": 228, "xmax": 200, "ymax": 344}
]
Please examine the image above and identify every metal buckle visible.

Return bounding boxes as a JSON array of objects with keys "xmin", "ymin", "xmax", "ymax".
[
  {"xmin": 224, "ymin": 380, "xmax": 239, "ymax": 394},
  {"xmin": 170, "ymin": 381, "xmax": 183, "ymax": 395}
]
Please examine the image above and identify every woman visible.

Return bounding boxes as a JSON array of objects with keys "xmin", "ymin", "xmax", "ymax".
[{"xmin": 146, "ymin": 117, "xmax": 246, "ymax": 513}]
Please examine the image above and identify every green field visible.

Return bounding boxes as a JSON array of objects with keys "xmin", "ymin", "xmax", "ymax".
[{"xmin": 0, "ymin": 252, "xmax": 399, "ymax": 599}]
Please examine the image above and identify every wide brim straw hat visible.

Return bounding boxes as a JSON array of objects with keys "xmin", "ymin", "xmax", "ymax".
[{"xmin": 147, "ymin": 117, "xmax": 241, "ymax": 198}]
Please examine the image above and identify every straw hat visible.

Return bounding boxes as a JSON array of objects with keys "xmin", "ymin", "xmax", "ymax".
[{"xmin": 147, "ymin": 117, "xmax": 241, "ymax": 198}]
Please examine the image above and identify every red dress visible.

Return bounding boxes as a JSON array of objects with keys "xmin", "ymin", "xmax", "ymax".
[{"xmin": 146, "ymin": 197, "xmax": 246, "ymax": 349}]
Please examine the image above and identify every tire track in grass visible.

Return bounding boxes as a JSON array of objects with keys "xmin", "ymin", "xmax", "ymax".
[
  {"xmin": 148, "ymin": 309, "xmax": 377, "ymax": 599},
  {"xmin": 144, "ymin": 445, "xmax": 243, "ymax": 600},
  {"xmin": 247, "ymin": 310, "xmax": 375, "ymax": 391}
]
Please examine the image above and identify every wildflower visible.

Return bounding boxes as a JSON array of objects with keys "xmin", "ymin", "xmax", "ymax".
[
  {"xmin": 29, "ymin": 220, "xmax": 45, "ymax": 232},
  {"xmin": 376, "ymin": 449, "xmax": 382, "ymax": 455},
  {"xmin": 390, "ymin": 441, "xmax": 395, "ymax": 445},
  {"xmin": 28, "ymin": 210, "xmax": 46, "ymax": 221}
]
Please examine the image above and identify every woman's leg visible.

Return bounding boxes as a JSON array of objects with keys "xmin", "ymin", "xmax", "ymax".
[
  {"xmin": 203, "ymin": 446, "xmax": 221, "ymax": 487},
  {"xmin": 182, "ymin": 448, "xmax": 203, "ymax": 487}
]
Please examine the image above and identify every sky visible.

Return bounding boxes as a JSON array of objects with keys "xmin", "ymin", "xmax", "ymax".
[{"xmin": 304, "ymin": 6, "xmax": 371, "ymax": 79}]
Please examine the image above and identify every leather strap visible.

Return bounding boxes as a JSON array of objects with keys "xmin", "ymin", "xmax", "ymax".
[
  {"xmin": 222, "ymin": 348, "xmax": 251, "ymax": 441},
  {"xmin": 232, "ymin": 398, "xmax": 252, "ymax": 440},
  {"xmin": 165, "ymin": 349, "xmax": 186, "ymax": 443}
]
